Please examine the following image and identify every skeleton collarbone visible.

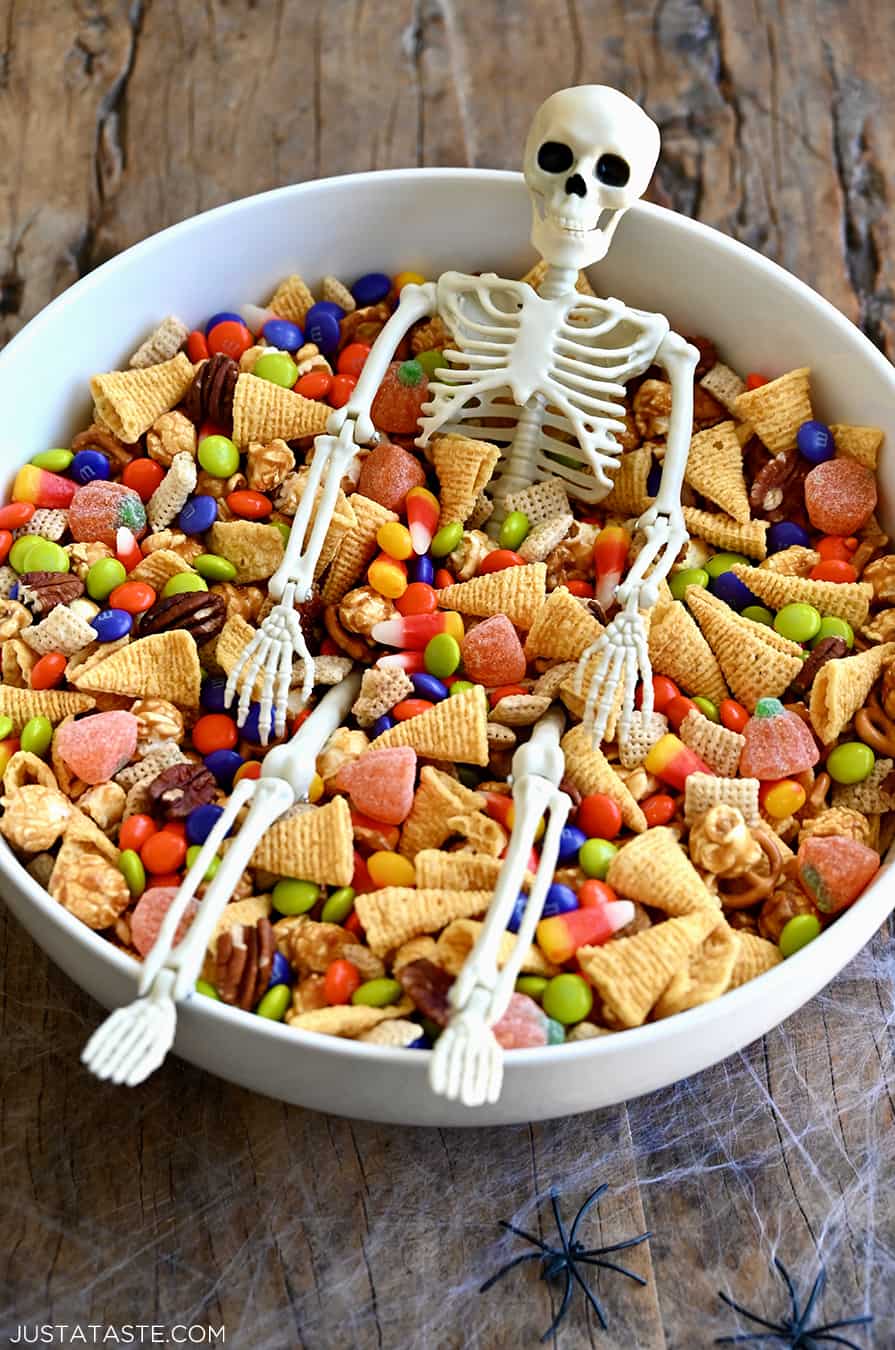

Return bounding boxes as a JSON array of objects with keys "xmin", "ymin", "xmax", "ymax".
[{"xmin": 416, "ymin": 271, "xmax": 669, "ymax": 501}]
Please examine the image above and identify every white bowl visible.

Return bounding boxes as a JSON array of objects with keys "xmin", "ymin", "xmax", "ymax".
[{"xmin": 2, "ymin": 168, "xmax": 894, "ymax": 1126}]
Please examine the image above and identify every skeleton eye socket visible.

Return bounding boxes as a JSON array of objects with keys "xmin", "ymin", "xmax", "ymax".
[
  {"xmin": 595, "ymin": 153, "xmax": 630, "ymax": 187},
  {"xmin": 537, "ymin": 141, "xmax": 574, "ymax": 174}
]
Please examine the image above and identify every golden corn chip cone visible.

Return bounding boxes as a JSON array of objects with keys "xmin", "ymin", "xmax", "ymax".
[
  {"xmin": 684, "ymin": 771, "xmax": 761, "ymax": 825},
  {"xmin": 251, "ymin": 796, "xmax": 353, "ymax": 886},
  {"xmin": 729, "ymin": 563, "xmax": 873, "ymax": 629},
  {"xmin": 268, "ymin": 273, "xmax": 316, "ymax": 325},
  {"xmin": 560, "ymin": 725, "xmax": 648, "ymax": 833},
  {"xmin": 682, "ymin": 507, "xmax": 768, "ymax": 559},
  {"xmin": 809, "ymin": 642, "xmax": 895, "ymax": 744},
  {"xmin": 127, "ymin": 548, "xmax": 196, "ymax": 590},
  {"xmin": 91, "ymin": 352, "xmax": 194, "ymax": 443},
  {"xmin": 413, "ymin": 848, "xmax": 532, "ymax": 891},
  {"xmin": 684, "ymin": 585, "xmax": 803, "ymax": 709},
  {"xmin": 726, "ymin": 931, "xmax": 783, "ymax": 990},
  {"xmin": 523, "ymin": 585, "xmax": 603, "ymax": 661},
  {"xmin": 648, "ymin": 599, "xmax": 728, "ymax": 705},
  {"xmin": 399, "ymin": 766, "xmax": 485, "ymax": 858},
  {"xmin": 371, "ymin": 684, "xmax": 489, "ymax": 765},
  {"xmin": 354, "ymin": 887, "xmax": 492, "ymax": 957},
  {"xmin": 653, "ymin": 921, "xmax": 738, "ymax": 1018},
  {"xmin": 830, "ymin": 423, "xmax": 884, "ymax": 471},
  {"xmin": 758, "ymin": 545, "xmax": 821, "ymax": 577},
  {"xmin": 435, "ymin": 918, "xmax": 558, "ymax": 978},
  {"xmin": 685, "ymin": 421, "xmax": 750, "ymax": 523},
  {"xmin": 206, "ymin": 520, "xmax": 285, "ymax": 583},
  {"xmin": 231, "ymin": 372, "xmax": 330, "ymax": 445},
  {"xmin": 321, "ymin": 493, "xmax": 398, "ymax": 603},
  {"xmin": 578, "ymin": 909, "xmax": 719, "ymax": 1028},
  {"xmin": 445, "ymin": 811, "xmax": 506, "ymax": 857},
  {"xmin": 436, "ymin": 562, "xmax": 547, "ymax": 630},
  {"xmin": 607, "ymin": 826, "xmax": 720, "ymax": 916},
  {"xmin": 70, "ymin": 630, "xmax": 201, "ymax": 706},
  {"xmin": 287, "ymin": 1000, "xmax": 414, "ymax": 1037},
  {"xmin": 559, "ymin": 612, "xmax": 653, "ymax": 741},
  {"xmin": 601, "ymin": 445, "xmax": 653, "ymax": 515},
  {"xmin": 432, "ymin": 435, "xmax": 501, "ymax": 526},
  {"xmin": 733, "ymin": 367, "xmax": 812, "ymax": 452},
  {"xmin": 0, "ymin": 685, "xmax": 95, "ymax": 728},
  {"xmin": 685, "ymin": 586, "xmax": 803, "ymax": 656},
  {"xmin": 679, "ymin": 708, "xmax": 745, "ymax": 777},
  {"xmin": 798, "ymin": 806, "xmax": 875, "ymax": 847}
]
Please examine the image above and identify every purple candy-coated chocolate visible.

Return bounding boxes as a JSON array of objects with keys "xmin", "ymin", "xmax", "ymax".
[
  {"xmin": 411, "ymin": 673, "xmax": 448, "ymax": 702},
  {"xmin": 767, "ymin": 520, "xmax": 811, "ymax": 553}
]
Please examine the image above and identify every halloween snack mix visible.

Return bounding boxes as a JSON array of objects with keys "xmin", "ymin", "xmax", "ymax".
[{"xmin": 1, "ymin": 267, "xmax": 892, "ymax": 1052}]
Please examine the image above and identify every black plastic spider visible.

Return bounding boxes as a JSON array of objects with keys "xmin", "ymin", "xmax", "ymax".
[
  {"xmin": 479, "ymin": 1183, "xmax": 651, "ymax": 1341},
  {"xmin": 716, "ymin": 1257, "xmax": 873, "ymax": 1347}
]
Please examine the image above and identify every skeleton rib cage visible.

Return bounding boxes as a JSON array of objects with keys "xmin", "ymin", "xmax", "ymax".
[{"xmin": 415, "ymin": 272, "xmax": 670, "ymax": 502}]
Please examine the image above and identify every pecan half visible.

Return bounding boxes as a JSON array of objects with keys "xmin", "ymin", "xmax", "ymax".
[
  {"xmin": 17, "ymin": 571, "xmax": 85, "ymax": 615},
  {"xmin": 396, "ymin": 958, "xmax": 455, "ymax": 1027},
  {"xmin": 147, "ymin": 761, "xmax": 217, "ymax": 819},
  {"xmin": 139, "ymin": 590, "xmax": 227, "ymax": 643},
  {"xmin": 790, "ymin": 635, "xmax": 847, "ymax": 696},
  {"xmin": 183, "ymin": 353, "xmax": 239, "ymax": 428},
  {"xmin": 216, "ymin": 918, "xmax": 275, "ymax": 1010},
  {"xmin": 749, "ymin": 447, "xmax": 809, "ymax": 524}
]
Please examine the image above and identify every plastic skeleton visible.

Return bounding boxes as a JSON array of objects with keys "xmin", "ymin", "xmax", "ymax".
[{"xmin": 82, "ymin": 674, "xmax": 361, "ymax": 1086}]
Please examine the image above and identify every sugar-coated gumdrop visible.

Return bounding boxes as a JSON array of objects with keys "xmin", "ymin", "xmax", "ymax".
[
  {"xmin": 739, "ymin": 697, "xmax": 819, "ymax": 779},
  {"xmin": 370, "ymin": 359, "xmax": 430, "ymax": 435},
  {"xmin": 130, "ymin": 886, "xmax": 198, "ymax": 957},
  {"xmin": 492, "ymin": 992, "xmax": 550, "ymax": 1049},
  {"xmin": 460, "ymin": 615, "xmax": 526, "ymax": 686},
  {"xmin": 55, "ymin": 710, "xmax": 139, "ymax": 784},
  {"xmin": 803, "ymin": 458, "xmax": 877, "ymax": 536},
  {"xmin": 797, "ymin": 834, "xmax": 880, "ymax": 914},
  {"xmin": 356, "ymin": 440, "xmax": 427, "ymax": 513},
  {"xmin": 335, "ymin": 746, "xmax": 417, "ymax": 825},
  {"xmin": 68, "ymin": 480, "xmax": 147, "ymax": 546}
]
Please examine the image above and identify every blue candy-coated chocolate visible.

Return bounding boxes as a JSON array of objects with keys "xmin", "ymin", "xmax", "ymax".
[
  {"xmin": 407, "ymin": 1034, "xmax": 431, "ymax": 1050},
  {"xmin": 92, "ymin": 608, "xmax": 132, "ymax": 641},
  {"xmin": 767, "ymin": 520, "xmax": 811, "ymax": 553},
  {"xmin": 186, "ymin": 802, "xmax": 225, "ymax": 846},
  {"xmin": 269, "ymin": 950, "xmax": 293, "ymax": 989},
  {"xmin": 796, "ymin": 419, "xmax": 835, "ymax": 464},
  {"xmin": 8, "ymin": 583, "xmax": 17, "ymax": 600},
  {"xmin": 205, "ymin": 311, "xmax": 243, "ymax": 334},
  {"xmin": 557, "ymin": 824, "xmax": 587, "ymax": 864},
  {"xmin": 412, "ymin": 672, "xmax": 448, "ymax": 702},
  {"xmin": 372, "ymin": 713, "xmax": 395, "ymax": 737},
  {"xmin": 303, "ymin": 309, "xmax": 340, "ymax": 355},
  {"xmin": 710, "ymin": 570, "xmax": 758, "ymax": 611},
  {"xmin": 201, "ymin": 676, "xmax": 229, "ymax": 712},
  {"xmin": 646, "ymin": 459, "xmax": 662, "ymax": 496},
  {"xmin": 179, "ymin": 494, "xmax": 218, "ymax": 535},
  {"xmin": 262, "ymin": 318, "xmax": 303, "ymax": 350},
  {"xmin": 352, "ymin": 272, "xmax": 391, "ymax": 307},
  {"xmin": 306, "ymin": 301, "xmax": 345, "ymax": 322},
  {"xmin": 506, "ymin": 891, "xmax": 528, "ymax": 933},
  {"xmin": 410, "ymin": 553, "xmax": 435, "ymax": 585},
  {"xmin": 204, "ymin": 747, "xmax": 243, "ymax": 787},
  {"xmin": 71, "ymin": 449, "xmax": 111, "ymax": 486},
  {"xmin": 241, "ymin": 702, "xmax": 272, "ymax": 743},
  {"xmin": 542, "ymin": 883, "xmax": 579, "ymax": 918}
]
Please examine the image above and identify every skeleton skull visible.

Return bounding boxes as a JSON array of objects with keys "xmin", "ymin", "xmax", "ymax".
[{"xmin": 523, "ymin": 85, "xmax": 660, "ymax": 270}]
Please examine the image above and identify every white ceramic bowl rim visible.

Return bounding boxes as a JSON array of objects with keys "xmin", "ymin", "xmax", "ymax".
[{"xmin": 3, "ymin": 167, "xmax": 894, "ymax": 1076}]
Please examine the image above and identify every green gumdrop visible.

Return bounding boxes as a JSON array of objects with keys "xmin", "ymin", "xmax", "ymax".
[
  {"xmin": 397, "ymin": 359, "xmax": 424, "ymax": 387},
  {"xmin": 670, "ymin": 567, "xmax": 709, "ymax": 601},
  {"xmin": 415, "ymin": 349, "xmax": 444, "ymax": 378},
  {"xmin": 499, "ymin": 511, "xmax": 530, "ymax": 551},
  {"xmin": 754, "ymin": 697, "xmax": 785, "ymax": 719},
  {"xmin": 705, "ymin": 552, "xmax": 749, "ymax": 579},
  {"xmin": 431, "ymin": 522, "xmax": 463, "ymax": 557},
  {"xmin": 779, "ymin": 913, "xmax": 821, "ymax": 957}
]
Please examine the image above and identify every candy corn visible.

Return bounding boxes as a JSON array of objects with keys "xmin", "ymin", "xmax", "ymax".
[
  {"xmin": 644, "ymin": 732, "xmax": 714, "ymax": 791},
  {"xmin": 12, "ymin": 465, "xmax": 76, "ymax": 509},
  {"xmin": 372, "ymin": 610, "xmax": 464, "ymax": 650},
  {"xmin": 538, "ymin": 901, "xmax": 635, "ymax": 963},
  {"xmin": 375, "ymin": 651, "xmax": 427, "ymax": 673},
  {"xmin": 593, "ymin": 524, "xmax": 629, "ymax": 610},
  {"xmin": 406, "ymin": 486, "xmax": 440, "ymax": 555}
]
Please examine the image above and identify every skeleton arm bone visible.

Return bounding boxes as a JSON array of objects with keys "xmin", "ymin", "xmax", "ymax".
[{"xmin": 615, "ymin": 330, "xmax": 699, "ymax": 609}]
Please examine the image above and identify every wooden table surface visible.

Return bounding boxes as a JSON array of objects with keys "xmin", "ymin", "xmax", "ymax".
[{"xmin": 2, "ymin": 3, "xmax": 894, "ymax": 1346}]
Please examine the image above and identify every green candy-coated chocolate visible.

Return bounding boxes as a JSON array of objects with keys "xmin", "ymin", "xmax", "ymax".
[
  {"xmin": 742, "ymin": 605, "xmax": 774, "ymax": 627},
  {"xmin": 431, "ymin": 521, "xmax": 463, "ymax": 558},
  {"xmin": 424, "ymin": 633, "xmax": 461, "ymax": 679},
  {"xmin": 578, "ymin": 837, "xmax": 618, "ymax": 879},
  {"xmin": 162, "ymin": 572, "xmax": 208, "ymax": 597},
  {"xmin": 351, "ymin": 977, "xmax": 403, "ymax": 1008},
  {"xmin": 194, "ymin": 553, "xmax": 238, "ymax": 582},
  {"xmin": 812, "ymin": 616, "xmax": 854, "ymax": 650},
  {"xmin": 827, "ymin": 741, "xmax": 875, "ymax": 785},
  {"xmin": 198, "ymin": 434, "xmax": 240, "ymax": 477},
  {"xmin": 256, "ymin": 983, "xmax": 291, "ymax": 1020},
  {"xmin": 31, "ymin": 449, "xmax": 73, "ymax": 472},
  {"xmin": 118, "ymin": 849, "xmax": 146, "ymax": 898},
  {"xmin": 692, "ymin": 697, "xmax": 719, "ymax": 723},
  {"xmin": 704, "ymin": 552, "xmax": 749, "ymax": 578},
  {"xmin": 542, "ymin": 973, "xmax": 593, "ymax": 1025},
  {"xmin": 195, "ymin": 978, "xmax": 219, "ymax": 999},
  {"xmin": 185, "ymin": 844, "xmax": 220, "ymax": 881},
  {"xmin": 499, "ymin": 511, "xmax": 530, "ymax": 551},
  {"xmin": 670, "ymin": 567, "xmax": 709, "ymax": 601},
  {"xmin": 774, "ymin": 602, "xmax": 821, "ymax": 643},
  {"xmin": 449, "ymin": 679, "xmax": 476, "ymax": 697},
  {"xmin": 272, "ymin": 521, "xmax": 291, "ymax": 547},
  {"xmin": 86, "ymin": 556, "xmax": 127, "ymax": 601},
  {"xmin": 273, "ymin": 877, "xmax": 319, "ymax": 915},
  {"xmin": 320, "ymin": 886, "xmax": 356, "ymax": 924},
  {"xmin": 0, "ymin": 716, "xmax": 13, "ymax": 742},
  {"xmin": 9, "ymin": 536, "xmax": 69, "ymax": 574},
  {"xmin": 20, "ymin": 716, "xmax": 52, "ymax": 756},
  {"xmin": 253, "ymin": 352, "xmax": 298, "ymax": 388},
  {"xmin": 515, "ymin": 975, "xmax": 548, "ymax": 1001},
  {"xmin": 779, "ymin": 913, "xmax": 821, "ymax": 958}
]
